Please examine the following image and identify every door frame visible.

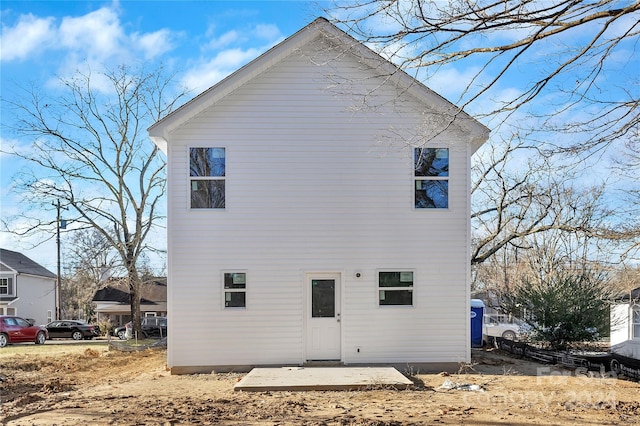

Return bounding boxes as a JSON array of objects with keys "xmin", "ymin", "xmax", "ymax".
[{"xmin": 303, "ymin": 271, "xmax": 343, "ymax": 362}]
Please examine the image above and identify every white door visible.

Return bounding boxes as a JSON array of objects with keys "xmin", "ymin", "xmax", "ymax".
[{"xmin": 306, "ymin": 273, "xmax": 341, "ymax": 361}]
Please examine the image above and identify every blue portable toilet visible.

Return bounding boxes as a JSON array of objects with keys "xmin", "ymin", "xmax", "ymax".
[{"xmin": 470, "ymin": 299, "xmax": 485, "ymax": 348}]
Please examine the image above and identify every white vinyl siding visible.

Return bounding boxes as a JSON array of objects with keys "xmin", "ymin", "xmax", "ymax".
[
  {"xmin": 0, "ymin": 273, "xmax": 55, "ymax": 325},
  {"xmin": 162, "ymin": 36, "xmax": 475, "ymax": 369}
]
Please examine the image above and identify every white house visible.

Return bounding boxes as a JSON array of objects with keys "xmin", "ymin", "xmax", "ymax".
[
  {"xmin": 611, "ymin": 287, "xmax": 640, "ymax": 360},
  {"xmin": 149, "ymin": 18, "xmax": 489, "ymax": 374},
  {"xmin": 92, "ymin": 278, "xmax": 167, "ymax": 328},
  {"xmin": 0, "ymin": 248, "xmax": 56, "ymax": 325}
]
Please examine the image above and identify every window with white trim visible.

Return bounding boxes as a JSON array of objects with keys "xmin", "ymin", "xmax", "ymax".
[
  {"xmin": 224, "ymin": 272, "xmax": 246, "ymax": 308},
  {"xmin": 633, "ymin": 305, "xmax": 640, "ymax": 340},
  {"xmin": 378, "ymin": 271, "xmax": 413, "ymax": 306},
  {"xmin": 0, "ymin": 277, "xmax": 13, "ymax": 296},
  {"xmin": 415, "ymin": 148, "xmax": 449, "ymax": 208},
  {"xmin": 190, "ymin": 147, "xmax": 225, "ymax": 209}
]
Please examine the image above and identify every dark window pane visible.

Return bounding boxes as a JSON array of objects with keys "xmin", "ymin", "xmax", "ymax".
[
  {"xmin": 225, "ymin": 292, "xmax": 246, "ymax": 308},
  {"xmin": 190, "ymin": 148, "xmax": 225, "ymax": 177},
  {"xmin": 224, "ymin": 273, "xmax": 246, "ymax": 289},
  {"xmin": 15, "ymin": 317, "xmax": 29, "ymax": 327},
  {"xmin": 379, "ymin": 272, "xmax": 413, "ymax": 287},
  {"xmin": 379, "ymin": 290, "xmax": 413, "ymax": 305},
  {"xmin": 415, "ymin": 148, "xmax": 448, "ymax": 177},
  {"xmin": 415, "ymin": 180, "xmax": 448, "ymax": 208},
  {"xmin": 191, "ymin": 180, "xmax": 225, "ymax": 208},
  {"xmin": 311, "ymin": 279, "xmax": 335, "ymax": 318}
]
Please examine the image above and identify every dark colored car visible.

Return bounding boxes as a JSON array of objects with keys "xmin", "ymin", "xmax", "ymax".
[
  {"xmin": 45, "ymin": 320, "xmax": 101, "ymax": 340},
  {"xmin": 125, "ymin": 316, "xmax": 167, "ymax": 339},
  {"xmin": 0, "ymin": 315, "xmax": 48, "ymax": 347},
  {"xmin": 113, "ymin": 325, "xmax": 127, "ymax": 340}
]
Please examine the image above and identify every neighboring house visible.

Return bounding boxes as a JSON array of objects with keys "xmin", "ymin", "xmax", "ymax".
[
  {"xmin": 92, "ymin": 278, "xmax": 167, "ymax": 328},
  {"xmin": 148, "ymin": 18, "xmax": 489, "ymax": 373},
  {"xmin": 611, "ymin": 287, "xmax": 640, "ymax": 360},
  {"xmin": 0, "ymin": 248, "xmax": 56, "ymax": 325}
]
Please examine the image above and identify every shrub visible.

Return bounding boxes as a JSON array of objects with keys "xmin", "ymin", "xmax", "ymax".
[{"xmin": 502, "ymin": 270, "xmax": 612, "ymax": 350}]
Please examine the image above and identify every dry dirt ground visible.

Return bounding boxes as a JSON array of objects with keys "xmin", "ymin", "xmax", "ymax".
[{"xmin": 1, "ymin": 343, "xmax": 640, "ymax": 425}]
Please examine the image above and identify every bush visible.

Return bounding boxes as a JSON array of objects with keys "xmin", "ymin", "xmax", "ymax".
[
  {"xmin": 503, "ymin": 270, "xmax": 612, "ymax": 350},
  {"xmin": 96, "ymin": 318, "xmax": 113, "ymax": 337}
]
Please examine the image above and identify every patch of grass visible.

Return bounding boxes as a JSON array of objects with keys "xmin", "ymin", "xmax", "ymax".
[
  {"xmin": 0, "ymin": 341, "xmax": 109, "ymax": 358},
  {"xmin": 108, "ymin": 337, "xmax": 166, "ymax": 352}
]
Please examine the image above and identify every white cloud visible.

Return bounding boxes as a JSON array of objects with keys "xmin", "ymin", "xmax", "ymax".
[
  {"xmin": 423, "ymin": 65, "xmax": 483, "ymax": 103},
  {"xmin": 1, "ymin": 5, "xmax": 178, "ymax": 73},
  {"xmin": 0, "ymin": 13, "xmax": 55, "ymax": 61},
  {"xmin": 204, "ymin": 30, "xmax": 240, "ymax": 50},
  {"xmin": 203, "ymin": 23, "xmax": 282, "ymax": 52},
  {"xmin": 181, "ymin": 47, "xmax": 263, "ymax": 93},
  {"xmin": 254, "ymin": 24, "xmax": 280, "ymax": 41},
  {"xmin": 58, "ymin": 7, "xmax": 125, "ymax": 60},
  {"xmin": 132, "ymin": 29, "xmax": 176, "ymax": 59},
  {"xmin": 183, "ymin": 22, "xmax": 284, "ymax": 94}
]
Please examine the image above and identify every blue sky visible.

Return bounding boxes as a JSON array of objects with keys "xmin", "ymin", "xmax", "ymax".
[
  {"xmin": 1, "ymin": 0, "xmax": 331, "ymax": 272},
  {"xmin": 1, "ymin": 1, "xmax": 637, "ymax": 271}
]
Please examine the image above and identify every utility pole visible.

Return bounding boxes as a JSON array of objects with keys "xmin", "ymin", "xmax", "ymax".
[{"xmin": 54, "ymin": 200, "xmax": 63, "ymax": 321}]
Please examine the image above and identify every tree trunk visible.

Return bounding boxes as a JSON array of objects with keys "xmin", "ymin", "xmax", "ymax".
[{"xmin": 127, "ymin": 256, "xmax": 142, "ymax": 338}]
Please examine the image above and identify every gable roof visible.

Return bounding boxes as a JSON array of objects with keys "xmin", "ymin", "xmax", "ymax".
[
  {"xmin": 0, "ymin": 248, "xmax": 56, "ymax": 279},
  {"xmin": 618, "ymin": 286, "xmax": 640, "ymax": 302},
  {"xmin": 149, "ymin": 17, "xmax": 489, "ymax": 152},
  {"xmin": 92, "ymin": 278, "xmax": 167, "ymax": 304}
]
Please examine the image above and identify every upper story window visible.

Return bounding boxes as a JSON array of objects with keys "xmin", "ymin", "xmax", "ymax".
[
  {"xmin": 0, "ymin": 277, "xmax": 14, "ymax": 296},
  {"xmin": 190, "ymin": 147, "xmax": 225, "ymax": 209},
  {"xmin": 378, "ymin": 271, "xmax": 413, "ymax": 306},
  {"xmin": 633, "ymin": 305, "xmax": 640, "ymax": 340},
  {"xmin": 415, "ymin": 148, "xmax": 449, "ymax": 209}
]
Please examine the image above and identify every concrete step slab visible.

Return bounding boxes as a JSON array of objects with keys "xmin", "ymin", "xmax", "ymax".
[{"xmin": 234, "ymin": 367, "xmax": 413, "ymax": 392}]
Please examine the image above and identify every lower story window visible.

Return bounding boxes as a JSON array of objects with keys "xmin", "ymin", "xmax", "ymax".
[
  {"xmin": 378, "ymin": 271, "xmax": 413, "ymax": 306},
  {"xmin": 224, "ymin": 272, "xmax": 246, "ymax": 308},
  {"xmin": 633, "ymin": 306, "xmax": 640, "ymax": 340}
]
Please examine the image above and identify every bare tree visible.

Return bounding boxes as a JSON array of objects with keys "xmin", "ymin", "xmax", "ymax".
[
  {"xmin": 65, "ymin": 228, "xmax": 120, "ymax": 284},
  {"xmin": 61, "ymin": 229, "xmax": 119, "ymax": 321},
  {"xmin": 609, "ymin": 129, "xmax": 640, "ymax": 260},
  {"xmin": 609, "ymin": 264, "xmax": 640, "ymax": 297},
  {"xmin": 322, "ymin": 3, "xmax": 636, "ymax": 270},
  {"xmin": 470, "ymin": 135, "xmax": 611, "ymax": 265},
  {"xmin": 2, "ymin": 65, "xmax": 187, "ymax": 336},
  {"xmin": 327, "ymin": 0, "xmax": 640, "ymax": 153}
]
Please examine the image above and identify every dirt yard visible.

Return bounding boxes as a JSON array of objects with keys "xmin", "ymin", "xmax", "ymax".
[{"xmin": 1, "ymin": 343, "xmax": 639, "ymax": 425}]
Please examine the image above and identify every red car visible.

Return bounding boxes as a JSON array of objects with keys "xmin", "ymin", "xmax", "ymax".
[{"xmin": 0, "ymin": 315, "xmax": 48, "ymax": 347}]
